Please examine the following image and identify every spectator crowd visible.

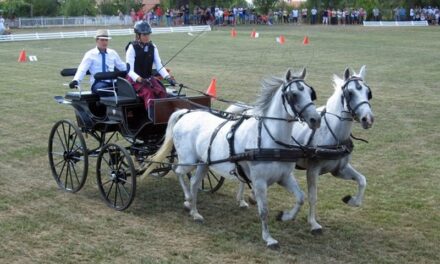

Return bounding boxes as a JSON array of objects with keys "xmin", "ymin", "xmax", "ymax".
[{"xmin": 130, "ymin": 5, "xmax": 440, "ymax": 27}]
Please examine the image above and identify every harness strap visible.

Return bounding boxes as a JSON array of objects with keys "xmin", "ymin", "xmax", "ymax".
[
  {"xmin": 226, "ymin": 116, "xmax": 252, "ymax": 188},
  {"xmin": 207, "ymin": 119, "xmax": 230, "ymax": 164},
  {"xmin": 261, "ymin": 120, "xmax": 297, "ymax": 148}
]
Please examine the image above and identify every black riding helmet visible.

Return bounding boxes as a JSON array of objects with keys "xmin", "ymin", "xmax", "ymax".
[{"xmin": 134, "ymin": 21, "xmax": 152, "ymax": 35}]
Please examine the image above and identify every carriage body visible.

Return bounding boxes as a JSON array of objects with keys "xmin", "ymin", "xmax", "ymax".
[{"xmin": 48, "ymin": 69, "xmax": 223, "ymax": 211}]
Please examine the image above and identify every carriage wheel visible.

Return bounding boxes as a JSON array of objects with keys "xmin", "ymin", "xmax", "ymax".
[
  {"xmin": 96, "ymin": 143, "xmax": 136, "ymax": 211},
  {"xmin": 187, "ymin": 170, "xmax": 225, "ymax": 193},
  {"xmin": 48, "ymin": 119, "xmax": 88, "ymax": 193}
]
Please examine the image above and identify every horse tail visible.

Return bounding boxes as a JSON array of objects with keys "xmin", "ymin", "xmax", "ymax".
[{"xmin": 141, "ymin": 109, "xmax": 188, "ymax": 179}]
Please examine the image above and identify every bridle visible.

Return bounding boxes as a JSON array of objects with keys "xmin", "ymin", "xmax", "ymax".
[
  {"xmin": 282, "ymin": 78, "xmax": 317, "ymax": 121},
  {"xmin": 341, "ymin": 77, "xmax": 372, "ymax": 118}
]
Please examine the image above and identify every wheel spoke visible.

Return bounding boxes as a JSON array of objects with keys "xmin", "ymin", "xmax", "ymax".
[
  {"xmin": 102, "ymin": 155, "xmax": 114, "ymax": 170},
  {"xmin": 106, "ymin": 181, "xmax": 115, "ymax": 200},
  {"xmin": 101, "ymin": 178, "xmax": 113, "ymax": 186},
  {"xmin": 69, "ymin": 162, "xmax": 74, "ymax": 190},
  {"xmin": 53, "ymin": 158, "xmax": 65, "ymax": 168},
  {"xmin": 120, "ymin": 183, "xmax": 130, "ymax": 197},
  {"xmin": 57, "ymin": 160, "xmax": 67, "ymax": 182},
  {"xmin": 114, "ymin": 183, "xmax": 118, "ymax": 207},
  {"xmin": 56, "ymin": 128, "xmax": 67, "ymax": 151},
  {"xmin": 70, "ymin": 161, "xmax": 81, "ymax": 186},
  {"xmin": 64, "ymin": 161, "xmax": 70, "ymax": 189},
  {"xmin": 207, "ymin": 174, "xmax": 213, "ymax": 190},
  {"xmin": 117, "ymin": 183, "xmax": 125, "ymax": 206},
  {"xmin": 69, "ymin": 133, "xmax": 78, "ymax": 152}
]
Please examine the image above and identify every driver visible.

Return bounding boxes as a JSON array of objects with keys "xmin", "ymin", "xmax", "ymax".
[
  {"xmin": 125, "ymin": 21, "xmax": 176, "ymax": 111},
  {"xmin": 69, "ymin": 29, "xmax": 127, "ymax": 95}
]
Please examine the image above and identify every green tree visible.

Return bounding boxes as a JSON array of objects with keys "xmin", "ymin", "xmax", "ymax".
[
  {"xmin": 60, "ymin": 0, "xmax": 96, "ymax": 16},
  {"xmin": 253, "ymin": 0, "xmax": 278, "ymax": 14}
]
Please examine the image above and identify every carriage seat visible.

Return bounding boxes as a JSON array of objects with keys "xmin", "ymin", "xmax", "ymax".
[{"xmin": 99, "ymin": 77, "xmax": 141, "ymax": 106}]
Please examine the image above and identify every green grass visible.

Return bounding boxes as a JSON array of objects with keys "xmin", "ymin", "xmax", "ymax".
[{"xmin": 1, "ymin": 25, "xmax": 439, "ymax": 263}]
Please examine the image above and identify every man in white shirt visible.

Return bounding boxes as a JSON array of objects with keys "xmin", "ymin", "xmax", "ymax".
[
  {"xmin": 125, "ymin": 21, "xmax": 176, "ymax": 111},
  {"xmin": 0, "ymin": 14, "xmax": 5, "ymax": 35},
  {"xmin": 70, "ymin": 29, "xmax": 126, "ymax": 95}
]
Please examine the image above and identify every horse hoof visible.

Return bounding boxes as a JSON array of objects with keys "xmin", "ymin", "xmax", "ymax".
[
  {"xmin": 311, "ymin": 228, "xmax": 323, "ymax": 236},
  {"xmin": 267, "ymin": 243, "xmax": 280, "ymax": 250},
  {"xmin": 342, "ymin": 195, "xmax": 352, "ymax": 204},
  {"xmin": 276, "ymin": 211, "xmax": 284, "ymax": 221},
  {"xmin": 194, "ymin": 218, "xmax": 204, "ymax": 224}
]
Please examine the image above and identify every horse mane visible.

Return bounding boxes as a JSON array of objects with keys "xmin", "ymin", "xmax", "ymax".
[{"xmin": 254, "ymin": 75, "xmax": 284, "ymax": 114}]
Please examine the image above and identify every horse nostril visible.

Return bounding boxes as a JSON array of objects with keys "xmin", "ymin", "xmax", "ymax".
[
  {"xmin": 310, "ymin": 118, "xmax": 316, "ymax": 124},
  {"xmin": 361, "ymin": 117, "xmax": 367, "ymax": 123}
]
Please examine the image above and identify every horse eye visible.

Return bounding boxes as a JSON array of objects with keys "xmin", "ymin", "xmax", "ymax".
[
  {"xmin": 356, "ymin": 84, "xmax": 362, "ymax": 90},
  {"xmin": 297, "ymin": 83, "xmax": 304, "ymax": 91}
]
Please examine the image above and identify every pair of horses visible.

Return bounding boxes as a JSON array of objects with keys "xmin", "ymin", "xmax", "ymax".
[{"xmin": 144, "ymin": 66, "xmax": 374, "ymax": 249}]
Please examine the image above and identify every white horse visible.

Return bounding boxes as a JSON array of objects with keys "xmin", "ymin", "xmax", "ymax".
[
  {"xmin": 235, "ymin": 66, "xmax": 374, "ymax": 234},
  {"xmin": 144, "ymin": 69, "xmax": 321, "ymax": 249}
]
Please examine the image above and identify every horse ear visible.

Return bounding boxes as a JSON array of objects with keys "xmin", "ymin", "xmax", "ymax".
[
  {"xmin": 359, "ymin": 65, "xmax": 367, "ymax": 80},
  {"xmin": 285, "ymin": 69, "xmax": 292, "ymax": 81},
  {"xmin": 344, "ymin": 68, "xmax": 351, "ymax": 81},
  {"xmin": 299, "ymin": 68, "xmax": 306, "ymax": 79}
]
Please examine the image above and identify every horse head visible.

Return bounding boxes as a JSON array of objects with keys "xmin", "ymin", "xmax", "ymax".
[
  {"xmin": 341, "ymin": 66, "xmax": 374, "ymax": 129},
  {"xmin": 282, "ymin": 68, "xmax": 321, "ymax": 130}
]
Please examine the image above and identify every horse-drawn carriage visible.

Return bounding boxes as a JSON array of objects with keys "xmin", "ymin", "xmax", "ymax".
[{"xmin": 48, "ymin": 69, "xmax": 224, "ymax": 211}]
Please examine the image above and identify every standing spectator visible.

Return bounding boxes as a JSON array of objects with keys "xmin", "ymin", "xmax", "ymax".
[
  {"xmin": 399, "ymin": 7, "xmax": 407, "ymax": 21},
  {"xmin": 283, "ymin": 9, "xmax": 288, "ymax": 23},
  {"xmin": 184, "ymin": 4, "xmax": 190, "ymax": 25},
  {"xmin": 292, "ymin": 8, "xmax": 299, "ymax": 24},
  {"xmin": 0, "ymin": 14, "xmax": 5, "ymax": 35},
  {"xmin": 373, "ymin": 7, "xmax": 380, "ymax": 21},
  {"xmin": 118, "ymin": 10, "xmax": 124, "ymax": 25},
  {"xmin": 322, "ymin": 9, "xmax": 329, "ymax": 25},
  {"xmin": 331, "ymin": 8, "xmax": 337, "ymax": 25},
  {"xmin": 165, "ymin": 9, "xmax": 171, "ymax": 26},
  {"xmin": 311, "ymin": 7, "xmax": 317, "ymax": 24},
  {"xmin": 130, "ymin": 8, "xmax": 137, "ymax": 24},
  {"xmin": 410, "ymin": 8, "xmax": 415, "ymax": 20},
  {"xmin": 155, "ymin": 6, "xmax": 163, "ymax": 26},
  {"xmin": 301, "ymin": 7, "xmax": 308, "ymax": 24}
]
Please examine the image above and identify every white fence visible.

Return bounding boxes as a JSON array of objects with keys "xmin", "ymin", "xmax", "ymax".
[
  {"xmin": 363, "ymin": 21, "xmax": 429, "ymax": 27},
  {"xmin": 6, "ymin": 15, "xmax": 133, "ymax": 28},
  {"xmin": 0, "ymin": 25, "xmax": 211, "ymax": 43}
]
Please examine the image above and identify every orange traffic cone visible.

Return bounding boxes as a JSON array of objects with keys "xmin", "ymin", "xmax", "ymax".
[
  {"xmin": 303, "ymin": 36, "xmax": 309, "ymax": 45},
  {"xmin": 206, "ymin": 78, "xmax": 217, "ymax": 98},
  {"xmin": 250, "ymin": 28, "xmax": 256, "ymax": 38},
  {"xmin": 18, "ymin": 49, "xmax": 27, "ymax": 62},
  {"xmin": 231, "ymin": 28, "xmax": 237, "ymax": 38},
  {"xmin": 276, "ymin": 35, "xmax": 285, "ymax": 45}
]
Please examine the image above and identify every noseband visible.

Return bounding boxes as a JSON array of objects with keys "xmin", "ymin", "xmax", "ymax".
[
  {"xmin": 282, "ymin": 79, "xmax": 317, "ymax": 121},
  {"xmin": 341, "ymin": 77, "xmax": 372, "ymax": 117}
]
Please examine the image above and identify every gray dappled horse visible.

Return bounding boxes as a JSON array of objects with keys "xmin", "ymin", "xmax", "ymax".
[
  {"xmin": 144, "ymin": 69, "xmax": 321, "ymax": 249},
  {"xmin": 235, "ymin": 66, "xmax": 374, "ymax": 234}
]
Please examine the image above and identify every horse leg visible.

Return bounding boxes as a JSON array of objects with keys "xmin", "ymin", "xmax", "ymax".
[
  {"xmin": 236, "ymin": 182, "xmax": 249, "ymax": 208},
  {"xmin": 175, "ymin": 165, "xmax": 195, "ymax": 211},
  {"xmin": 253, "ymin": 179, "xmax": 279, "ymax": 249},
  {"xmin": 276, "ymin": 173, "xmax": 305, "ymax": 222},
  {"xmin": 306, "ymin": 168, "xmax": 323, "ymax": 235},
  {"xmin": 189, "ymin": 165, "xmax": 209, "ymax": 223},
  {"xmin": 333, "ymin": 163, "xmax": 367, "ymax": 207}
]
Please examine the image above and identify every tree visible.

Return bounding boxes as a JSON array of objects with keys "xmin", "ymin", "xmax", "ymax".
[
  {"xmin": 60, "ymin": 0, "xmax": 96, "ymax": 16},
  {"xmin": 253, "ymin": 0, "xmax": 278, "ymax": 14}
]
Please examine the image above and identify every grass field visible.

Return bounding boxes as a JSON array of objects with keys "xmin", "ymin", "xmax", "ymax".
[{"xmin": 1, "ymin": 25, "xmax": 439, "ymax": 263}]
